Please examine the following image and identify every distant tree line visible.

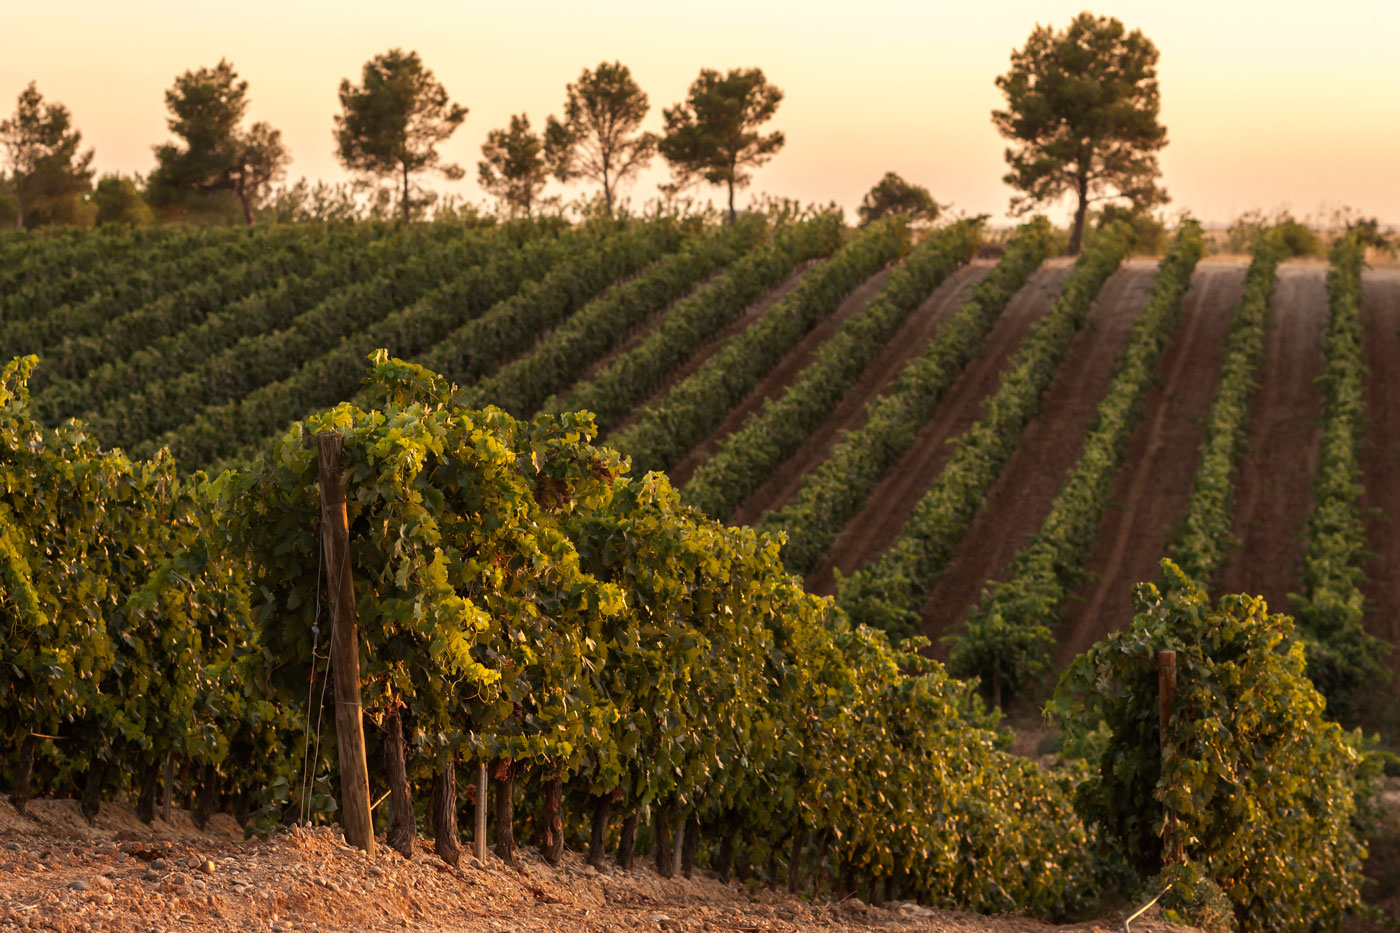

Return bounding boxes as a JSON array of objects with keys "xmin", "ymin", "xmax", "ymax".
[
  {"xmin": 0, "ymin": 53, "xmax": 793, "ymax": 229},
  {"xmin": 2, "ymin": 14, "xmax": 1178, "ymax": 241}
]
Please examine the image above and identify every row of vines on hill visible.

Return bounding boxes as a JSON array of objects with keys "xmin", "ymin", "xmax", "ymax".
[
  {"xmin": 5, "ymin": 225, "xmax": 320, "ymax": 381},
  {"xmin": 0, "ymin": 351, "xmax": 1099, "ymax": 917},
  {"xmin": 756, "ymin": 217, "xmax": 1057, "ymax": 574},
  {"xmin": 606, "ymin": 216, "xmax": 913, "ymax": 475},
  {"xmin": 681, "ymin": 218, "xmax": 983, "ymax": 519},
  {"xmin": 34, "ymin": 222, "xmax": 440, "ymax": 424},
  {"xmin": 1289, "ymin": 229, "xmax": 1389, "ymax": 716},
  {"xmin": 1165, "ymin": 230, "xmax": 1288, "ymax": 586},
  {"xmin": 550, "ymin": 214, "xmax": 844, "ymax": 430},
  {"xmin": 833, "ymin": 222, "xmax": 1132, "ymax": 641},
  {"xmin": 944, "ymin": 221, "xmax": 1204, "ymax": 705},
  {"xmin": 0, "ymin": 225, "xmax": 251, "ymax": 324},
  {"xmin": 137, "ymin": 220, "xmax": 590, "ymax": 464}
]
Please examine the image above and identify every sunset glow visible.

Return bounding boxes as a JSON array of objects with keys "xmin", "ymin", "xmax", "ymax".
[{"xmin": 5, "ymin": 0, "xmax": 1399, "ymax": 225}]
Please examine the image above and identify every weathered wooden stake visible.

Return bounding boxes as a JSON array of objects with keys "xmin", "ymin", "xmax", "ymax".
[
  {"xmin": 318, "ymin": 431, "xmax": 376, "ymax": 857},
  {"xmin": 474, "ymin": 762, "xmax": 488, "ymax": 862},
  {"xmin": 1157, "ymin": 648, "xmax": 1181, "ymax": 863}
]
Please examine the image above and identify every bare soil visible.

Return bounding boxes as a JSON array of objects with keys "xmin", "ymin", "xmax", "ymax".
[
  {"xmin": 1055, "ymin": 260, "xmax": 1247, "ymax": 664},
  {"xmin": 1356, "ymin": 269, "xmax": 1400, "ymax": 734},
  {"xmin": 728, "ymin": 263, "xmax": 993, "ymax": 527},
  {"xmin": 667, "ymin": 267, "xmax": 893, "ymax": 486},
  {"xmin": 0, "ymin": 799, "xmax": 1200, "ymax": 933},
  {"xmin": 602, "ymin": 266, "xmax": 816, "ymax": 437},
  {"xmin": 912, "ymin": 262, "xmax": 1159, "ymax": 649},
  {"xmin": 1215, "ymin": 262, "xmax": 1328, "ymax": 610},
  {"xmin": 798, "ymin": 262, "xmax": 1075, "ymax": 594}
]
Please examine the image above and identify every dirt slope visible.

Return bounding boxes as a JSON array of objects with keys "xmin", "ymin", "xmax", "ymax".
[
  {"xmin": 1358, "ymin": 269, "xmax": 1400, "ymax": 732},
  {"xmin": 0, "ymin": 799, "xmax": 1199, "ymax": 933},
  {"xmin": 1215, "ymin": 262, "xmax": 1328, "ymax": 610},
  {"xmin": 667, "ymin": 267, "xmax": 893, "ymax": 486},
  {"xmin": 728, "ymin": 262, "xmax": 994, "ymax": 526},
  {"xmin": 911, "ymin": 262, "xmax": 1159, "ymax": 647},
  {"xmin": 795, "ymin": 263, "xmax": 1074, "ymax": 593},
  {"xmin": 1056, "ymin": 261, "xmax": 1247, "ymax": 663}
]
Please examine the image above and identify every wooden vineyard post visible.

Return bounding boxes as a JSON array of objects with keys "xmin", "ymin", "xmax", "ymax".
[
  {"xmin": 474, "ymin": 762, "xmax": 488, "ymax": 862},
  {"xmin": 1157, "ymin": 649, "xmax": 1181, "ymax": 863},
  {"xmin": 318, "ymin": 431, "xmax": 376, "ymax": 857}
]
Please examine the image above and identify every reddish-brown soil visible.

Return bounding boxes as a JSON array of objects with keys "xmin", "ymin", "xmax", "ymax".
[
  {"xmin": 602, "ymin": 266, "xmax": 816, "ymax": 436},
  {"xmin": 911, "ymin": 262, "xmax": 1159, "ymax": 647},
  {"xmin": 728, "ymin": 262, "xmax": 994, "ymax": 526},
  {"xmin": 1215, "ymin": 263, "xmax": 1328, "ymax": 610},
  {"xmin": 0, "ymin": 799, "xmax": 1202, "ymax": 933},
  {"xmin": 1357, "ymin": 269, "xmax": 1400, "ymax": 733},
  {"xmin": 667, "ymin": 267, "xmax": 893, "ymax": 486},
  {"xmin": 793, "ymin": 263, "xmax": 1075, "ymax": 593},
  {"xmin": 1055, "ymin": 260, "xmax": 1247, "ymax": 664}
]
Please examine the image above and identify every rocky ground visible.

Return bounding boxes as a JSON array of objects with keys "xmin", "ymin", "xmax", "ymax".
[{"xmin": 0, "ymin": 797, "xmax": 1202, "ymax": 933}]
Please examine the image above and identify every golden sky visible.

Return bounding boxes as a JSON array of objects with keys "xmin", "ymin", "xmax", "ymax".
[{"xmin": 5, "ymin": 0, "xmax": 1399, "ymax": 226}]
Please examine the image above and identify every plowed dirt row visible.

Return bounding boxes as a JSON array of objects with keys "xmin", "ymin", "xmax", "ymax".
[
  {"xmin": 1055, "ymin": 261, "xmax": 1247, "ymax": 664},
  {"xmin": 912, "ymin": 262, "xmax": 1160, "ymax": 649},
  {"xmin": 728, "ymin": 262, "xmax": 994, "ymax": 526},
  {"xmin": 666, "ymin": 267, "xmax": 893, "ymax": 486},
  {"xmin": 801, "ymin": 262, "xmax": 1075, "ymax": 595},
  {"xmin": 601, "ymin": 266, "xmax": 815, "ymax": 436},
  {"xmin": 1358, "ymin": 270, "xmax": 1400, "ymax": 731},
  {"xmin": 1216, "ymin": 263, "xmax": 1328, "ymax": 610}
]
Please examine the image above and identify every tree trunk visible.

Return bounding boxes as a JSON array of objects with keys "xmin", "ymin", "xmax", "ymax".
[
  {"xmin": 587, "ymin": 793, "xmax": 611, "ymax": 868},
  {"xmin": 541, "ymin": 776, "xmax": 564, "ymax": 865},
  {"xmin": 1068, "ymin": 174, "xmax": 1090, "ymax": 256},
  {"xmin": 992, "ymin": 664, "xmax": 1002, "ymax": 711},
  {"xmin": 734, "ymin": 838, "xmax": 751, "ymax": 883},
  {"xmin": 681, "ymin": 810, "xmax": 699, "ymax": 879},
  {"xmin": 383, "ymin": 710, "xmax": 415, "ymax": 858},
  {"xmin": 787, "ymin": 830, "xmax": 806, "ymax": 893},
  {"xmin": 11, "ymin": 734, "xmax": 37, "ymax": 814},
  {"xmin": 234, "ymin": 788, "xmax": 253, "ymax": 826},
  {"xmin": 715, "ymin": 829, "xmax": 735, "ymax": 884},
  {"xmin": 136, "ymin": 761, "xmax": 159, "ymax": 824},
  {"xmin": 617, "ymin": 811, "xmax": 639, "ymax": 869},
  {"xmin": 238, "ymin": 185, "xmax": 254, "ymax": 225},
  {"xmin": 653, "ymin": 799, "xmax": 674, "ymax": 878},
  {"xmin": 432, "ymin": 759, "xmax": 461, "ymax": 865},
  {"xmin": 401, "ymin": 162, "xmax": 412, "ymax": 224},
  {"xmin": 493, "ymin": 760, "xmax": 516, "ymax": 866},
  {"xmin": 160, "ymin": 753, "xmax": 175, "ymax": 823},
  {"xmin": 838, "ymin": 853, "xmax": 857, "ymax": 900},
  {"xmin": 726, "ymin": 179, "xmax": 736, "ymax": 226},
  {"xmin": 765, "ymin": 846, "xmax": 778, "ymax": 889},
  {"xmin": 81, "ymin": 759, "xmax": 106, "ymax": 823},
  {"xmin": 195, "ymin": 762, "xmax": 219, "ymax": 829}
]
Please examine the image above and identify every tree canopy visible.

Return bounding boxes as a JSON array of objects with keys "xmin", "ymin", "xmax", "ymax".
[
  {"xmin": 544, "ymin": 61, "xmax": 657, "ymax": 217},
  {"xmin": 478, "ymin": 114, "xmax": 549, "ymax": 218},
  {"xmin": 857, "ymin": 171, "xmax": 941, "ymax": 227},
  {"xmin": 92, "ymin": 173, "xmax": 152, "ymax": 226},
  {"xmin": 0, "ymin": 82, "xmax": 94, "ymax": 229},
  {"xmin": 659, "ymin": 68, "xmax": 784, "ymax": 224},
  {"xmin": 334, "ymin": 48, "xmax": 468, "ymax": 223},
  {"xmin": 147, "ymin": 60, "xmax": 289, "ymax": 224},
  {"xmin": 993, "ymin": 13, "xmax": 1168, "ymax": 254}
]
